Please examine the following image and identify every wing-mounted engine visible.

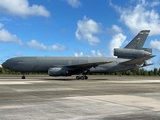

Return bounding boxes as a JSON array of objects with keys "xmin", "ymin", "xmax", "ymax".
[
  {"xmin": 114, "ymin": 48, "xmax": 152, "ymax": 58},
  {"xmin": 48, "ymin": 67, "xmax": 70, "ymax": 76}
]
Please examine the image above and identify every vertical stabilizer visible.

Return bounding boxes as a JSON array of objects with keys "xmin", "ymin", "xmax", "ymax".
[{"xmin": 124, "ymin": 30, "xmax": 150, "ymax": 49}]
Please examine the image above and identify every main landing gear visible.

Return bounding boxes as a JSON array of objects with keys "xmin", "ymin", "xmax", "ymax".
[
  {"xmin": 21, "ymin": 73, "xmax": 25, "ymax": 79},
  {"xmin": 76, "ymin": 75, "xmax": 88, "ymax": 80}
]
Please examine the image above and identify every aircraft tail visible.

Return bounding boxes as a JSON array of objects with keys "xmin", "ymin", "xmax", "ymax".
[
  {"xmin": 114, "ymin": 30, "xmax": 152, "ymax": 59},
  {"xmin": 124, "ymin": 30, "xmax": 150, "ymax": 49}
]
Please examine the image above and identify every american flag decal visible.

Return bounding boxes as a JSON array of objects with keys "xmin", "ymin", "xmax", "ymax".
[
  {"xmin": 136, "ymin": 37, "xmax": 140, "ymax": 40},
  {"xmin": 135, "ymin": 37, "xmax": 140, "ymax": 44}
]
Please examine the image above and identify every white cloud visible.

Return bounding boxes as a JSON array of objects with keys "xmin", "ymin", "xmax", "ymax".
[
  {"xmin": 150, "ymin": 39, "xmax": 160, "ymax": 51},
  {"xmin": 0, "ymin": 23, "xmax": 4, "ymax": 29},
  {"xmin": 91, "ymin": 50, "xmax": 103, "ymax": 57},
  {"xmin": 15, "ymin": 52, "xmax": 22, "ymax": 57},
  {"xmin": 0, "ymin": 29, "xmax": 22, "ymax": 45},
  {"xmin": 48, "ymin": 44, "xmax": 66, "ymax": 51},
  {"xmin": 66, "ymin": 0, "xmax": 81, "ymax": 8},
  {"xmin": 76, "ymin": 16, "xmax": 101, "ymax": 45},
  {"xmin": 74, "ymin": 52, "xmax": 83, "ymax": 57},
  {"xmin": 27, "ymin": 40, "xmax": 47, "ymax": 50},
  {"xmin": 150, "ymin": 1, "xmax": 160, "ymax": 7},
  {"xmin": 74, "ymin": 50, "xmax": 105, "ymax": 57},
  {"xmin": 0, "ymin": 0, "xmax": 50, "ymax": 17},
  {"xmin": 111, "ymin": 0, "xmax": 160, "ymax": 35},
  {"xmin": 106, "ymin": 25, "xmax": 122, "ymax": 35},
  {"xmin": 109, "ymin": 33, "xmax": 126, "ymax": 56},
  {"xmin": 27, "ymin": 40, "xmax": 66, "ymax": 51},
  {"xmin": 0, "ymin": 17, "xmax": 12, "ymax": 22}
]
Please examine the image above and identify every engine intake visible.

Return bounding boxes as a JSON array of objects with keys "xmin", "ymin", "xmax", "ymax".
[
  {"xmin": 48, "ymin": 67, "xmax": 70, "ymax": 76},
  {"xmin": 114, "ymin": 48, "xmax": 151, "ymax": 58}
]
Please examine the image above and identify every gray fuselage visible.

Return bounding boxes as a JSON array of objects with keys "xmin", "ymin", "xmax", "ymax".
[{"xmin": 2, "ymin": 56, "xmax": 137, "ymax": 75}]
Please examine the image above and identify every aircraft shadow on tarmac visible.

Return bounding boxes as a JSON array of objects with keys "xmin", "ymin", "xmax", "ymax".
[
  {"xmin": 42, "ymin": 78, "xmax": 76, "ymax": 81},
  {"xmin": 42, "ymin": 77, "xmax": 109, "ymax": 81}
]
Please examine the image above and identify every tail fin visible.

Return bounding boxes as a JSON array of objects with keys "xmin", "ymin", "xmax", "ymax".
[
  {"xmin": 114, "ymin": 30, "xmax": 152, "ymax": 59},
  {"xmin": 124, "ymin": 30, "xmax": 150, "ymax": 49}
]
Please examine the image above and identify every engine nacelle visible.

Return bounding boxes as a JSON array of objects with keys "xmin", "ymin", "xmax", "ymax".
[
  {"xmin": 139, "ymin": 48, "xmax": 152, "ymax": 53},
  {"xmin": 48, "ymin": 67, "xmax": 70, "ymax": 76},
  {"xmin": 114, "ymin": 48, "xmax": 151, "ymax": 58}
]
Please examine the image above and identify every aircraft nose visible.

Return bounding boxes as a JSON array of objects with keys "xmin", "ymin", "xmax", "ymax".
[{"xmin": 2, "ymin": 61, "xmax": 8, "ymax": 69}]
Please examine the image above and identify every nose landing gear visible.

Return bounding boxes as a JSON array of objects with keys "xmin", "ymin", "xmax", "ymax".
[
  {"xmin": 21, "ymin": 73, "xmax": 25, "ymax": 79},
  {"xmin": 21, "ymin": 75, "xmax": 25, "ymax": 79}
]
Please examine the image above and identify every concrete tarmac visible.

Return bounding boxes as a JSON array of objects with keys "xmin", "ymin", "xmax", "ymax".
[{"xmin": 0, "ymin": 75, "xmax": 160, "ymax": 120}]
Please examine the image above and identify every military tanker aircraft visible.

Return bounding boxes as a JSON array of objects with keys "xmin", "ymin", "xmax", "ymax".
[{"xmin": 2, "ymin": 30, "xmax": 154, "ymax": 79}]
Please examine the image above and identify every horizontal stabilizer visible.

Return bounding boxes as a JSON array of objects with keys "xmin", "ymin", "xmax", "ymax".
[
  {"xmin": 140, "ymin": 63, "xmax": 154, "ymax": 68},
  {"xmin": 121, "ymin": 55, "xmax": 155, "ymax": 65}
]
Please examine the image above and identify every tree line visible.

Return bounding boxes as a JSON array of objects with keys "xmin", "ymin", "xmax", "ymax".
[
  {"xmin": 0, "ymin": 67, "xmax": 160, "ymax": 76},
  {"xmin": 109, "ymin": 68, "xmax": 160, "ymax": 76}
]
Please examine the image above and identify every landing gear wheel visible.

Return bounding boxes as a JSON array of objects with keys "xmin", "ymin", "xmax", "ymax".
[
  {"xmin": 76, "ymin": 75, "xmax": 88, "ymax": 80},
  {"xmin": 76, "ymin": 76, "xmax": 80, "ymax": 80},
  {"xmin": 21, "ymin": 76, "xmax": 25, "ymax": 79},
  {"xmin": 85, "ymin": 76, "xmax": 88, "ymax": 79},
  {"xmin": 81, "ymin": 76, "xmax": 85, "ymax": 80}
]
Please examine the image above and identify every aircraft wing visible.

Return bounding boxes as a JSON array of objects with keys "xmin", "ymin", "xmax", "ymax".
[
  {"xmin": 121, "ymin": 55, "xmax": 155, "ymax": 65},
  {"xmin": 67, "ymin": 61, "xmax": 112, "ymax": 68}
]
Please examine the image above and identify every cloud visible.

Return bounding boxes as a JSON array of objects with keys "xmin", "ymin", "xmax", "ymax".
[
  {"xmin": 27, "ymin": 40, "xmax": 47, "ymax": 50},
  {"xmin": 15, "ymin": 52, "xmax": 22, "ymax": 57},
  {"xmin": 0, "ymin": 23, "xmax": 4, "ymax": 29},
  {"xmin": 0, "ymin": 0, "xmax": 50, "ymax": 17},
  {"xmin": 74, "ymin": 52, "xmax": 83, "ymax": 57},
  {"xmin": 106, "ymin": 25, "xmax": 122, "ymax": 35},
  {"xmin": 66, "ymin": 0, "xmax": 81, "ymax": 8},
  {"xmin": 150, "ymin": 1, "xmax": 160, "ymax": 7},
  {"xmin": 150, "ymin": 39, "xmax": 160, "ymax": 51},
  {"xmin": 0, "ymin": 23, "xmax": 66, "ymax": 51},
  {"xmin": 48, "ymin": 44, "xmax": 66, "ymax": 51},
  {"xmin": 0, "ymin": 26, "xmax": 22, "ymax": 45},
  {"xmin": 0, "ymin": 17, "xmax": 12, "ymax": 22},
  {"xmin": 27, "ymin": 40, "xmax": 66, "ymax": 51},
  {"xmin": 91, "ymin": 50, "xmax": 103, "ymax": 57},
  {"xmin": 110, "ymin": 0, "xmax": 160, "ymax": 35},
  {"xmin": 76, "ymin": 16, "xmax": 102, "ymax": 45},
  {"xmin": 109, "ymin": 33, "xmax": 126, "ymax": 56}
]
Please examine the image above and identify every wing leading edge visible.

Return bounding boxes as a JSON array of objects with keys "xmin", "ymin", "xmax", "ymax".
[{"xmin": 66, "ymin": 61, "xmax": 112, "ymax": 68}]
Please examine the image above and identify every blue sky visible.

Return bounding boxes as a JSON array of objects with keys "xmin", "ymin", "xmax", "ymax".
[{"xmin": 0, "ymin": 0, "xmax": 160, "ymax": 70}]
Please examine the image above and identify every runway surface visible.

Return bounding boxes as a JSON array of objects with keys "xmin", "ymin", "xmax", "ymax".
[{"xmin": 0, "ymin": 75, "xmax": 160, "ymax": 120}]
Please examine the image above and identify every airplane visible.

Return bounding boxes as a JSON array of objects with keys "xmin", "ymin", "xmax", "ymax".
[{"xmin": 2, "ymin": 30, "xmax": 155, "ymax": 79}]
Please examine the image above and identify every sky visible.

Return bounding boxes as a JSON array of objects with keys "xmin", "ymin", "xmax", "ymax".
[{"xmin": 0, "ymin": 0, "xmax": 160, "ymax": 70}]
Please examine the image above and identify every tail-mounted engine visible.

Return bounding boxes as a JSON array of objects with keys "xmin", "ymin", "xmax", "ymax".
[{"xmin": 114, "ymin": 48, "xmax": 152, "ymax": 58}]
